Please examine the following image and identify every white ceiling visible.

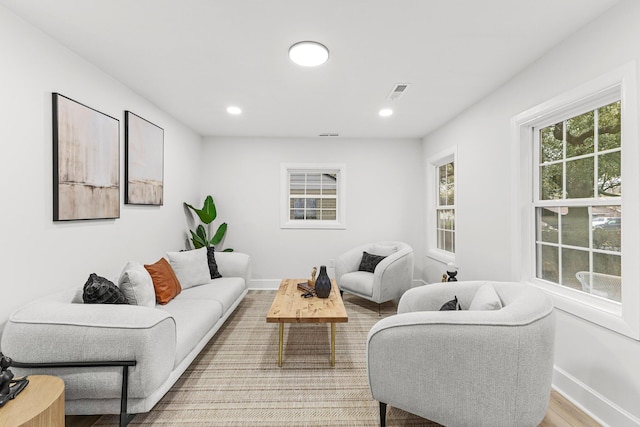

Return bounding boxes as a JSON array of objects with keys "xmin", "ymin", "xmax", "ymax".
[{"xmin": 1, "ymin": 0, "xmax": 619, "ymax": 139}]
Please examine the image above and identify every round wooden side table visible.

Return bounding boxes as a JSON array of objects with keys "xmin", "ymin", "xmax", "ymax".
[{"xmin": 0, "ymin": 375, "xmax": 64, "ymax": 427}]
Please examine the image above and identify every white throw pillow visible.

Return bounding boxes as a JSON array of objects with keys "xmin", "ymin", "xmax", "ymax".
[
  {"xmin": 118, "ymin": 261, "xmax": 156, "ymax": 307},
  {"xmin": 468, "ymin": 284, "xmax": 503, "ymax": 311},
  {"xmin": 166, "ymin": 247, "xmax": 210, "ymax": 289},
  {"xmin": 369, "ymin": 244, "xmax": 398, "ymax": 257}
]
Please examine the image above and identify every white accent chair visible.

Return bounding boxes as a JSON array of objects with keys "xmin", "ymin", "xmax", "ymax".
[
  {"xmin": 367, "ymin": 281, "xmax": 555, "ymax": 427},
  {"xmin": 335, "ymin": 241, "xmax": 413, "ymax": 308}
]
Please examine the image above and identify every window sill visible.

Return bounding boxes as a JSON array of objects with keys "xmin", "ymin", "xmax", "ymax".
[
  {"xmin": 526, "ymin": 279, "xmax": 638, "ymax": 340},
  {"xmin": 280, "ymin": 220, "xmax": 346, "ymax": 230},
  {"xmin": 426, "ymin": 249, "xmax": 455, "ymax": 265}
]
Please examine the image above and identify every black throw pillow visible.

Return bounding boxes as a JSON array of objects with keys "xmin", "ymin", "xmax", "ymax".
[
  {"xmin": 439, "ymin": 295, "xmax": 462, "ymax": 311},
  {"xmin": 83, "ymin": 273, "xmax": 127, "ymax": 304},
  {"xmin": 358, "ymin": 251, "xmax": 387, "ymax": 273},
  {"xmin": 207, "ymin": 246, "xmax": 222, "ymax": 279}
]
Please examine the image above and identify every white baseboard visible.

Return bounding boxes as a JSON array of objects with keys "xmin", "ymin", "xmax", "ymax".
[{"xmin": 553, "ymin": 366, "xmax": 640, "ymax": 427}]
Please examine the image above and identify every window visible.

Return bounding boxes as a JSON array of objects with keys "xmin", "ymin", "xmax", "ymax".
[
  {"xmin": 534, "ymin": 100, "xmax": 621, "ymax": 303},
  {"xmin": 512, "ymin": 63, "xmax": 640, "ymax": 339},
  {"xmin": 437, "ymin": 161, "xmax": 455, "ymax": 253},
  {"xmin": 427, "ymin": 149, "xmax": 456, "ymax": 263},
  {"xmin": 280, "ymin": 163, "xmax": 346, "ymax": 229}
]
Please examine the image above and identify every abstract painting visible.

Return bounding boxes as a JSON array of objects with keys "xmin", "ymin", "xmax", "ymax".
[
  {"xmin": 125, "ymin": 111, "xmax": 164, "ymax": 205},
  {"xmin": 52, "ymin": 93, "xmax": 120, "ymax": 221}
]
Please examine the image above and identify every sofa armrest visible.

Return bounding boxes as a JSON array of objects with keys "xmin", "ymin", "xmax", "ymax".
[
  {"xmin": 373, "ymin": 247, "xmax": 414, "ymax": 302},
  {"xmin": 1, "ymin": 299, "xmax": 176, "ymax": 400},
  {"xmin": 214, "ymin": 252, "xmax": 251, "ymax": 286}
]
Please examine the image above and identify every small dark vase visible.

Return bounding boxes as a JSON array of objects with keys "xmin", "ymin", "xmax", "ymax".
[{"xmin": 315, "ymin": 265, "xmax": 331, "ymax": 298}]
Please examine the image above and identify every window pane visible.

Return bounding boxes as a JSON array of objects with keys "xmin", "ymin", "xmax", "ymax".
[
  {"xmin": 561, "ymin": 248, "xmax": 589, "ymax": 291},
  {"xmin": 540, "ymin": 163, "xmax": 563, "ymax": 200},
  {"xmin": 537, "ymin": 207, "xmax": 559, "ymax": 243},
  {"xmin": 290, "ymin": 173, "xmax": 305, "ymax": 194},
  {"xmin": 444, "ymin": 230, "xmax": 454, "ymax": 252},
  {"xmin": 566, "ymin": 157, "xmax": 594, "ymax": 199},
  {"xmin": 541, "ymin": 123, "xmax": 563, "ymax": 163},
  {"xmin": 438, "ymin": 210, "xmax": 455, "ymax": 230},
  {"xmin": 538, "ymin": 244, "xmax": 559, "ymax": 283},
  {"xmin": 566, "ymin": 111, "xmax": 594, "ymax": 158},
  {"xmin": 598, "ymin": 151, "xmax": 621, "ymax": 198},
  {"xmin": 593, "ymin": 215, "xmax": 621, "ymax": 252},
  {"xmin": 320, "ymin": 198, "xmax": 336, "ymax": 209},
  {"xmin": 598, "ymin": 101, "xmax": 621, "ymax": 151},
  {"xmin": 592, "ymin": 253, "xmax": 621, "ymax": 302},
  {"xmin": 561, "ymin": 206, "xmax": 589, "ymax": 248},
  {"xmin": 321, "ymin": 210, "xmax": 336, "ymax": 220},
  {"xmin": 306, "ymin": 174, "xmax": 321, "ymax": 195},
  {"xmin": 306, "ymin": 209, "xmax": 318, "ymax": 220}
]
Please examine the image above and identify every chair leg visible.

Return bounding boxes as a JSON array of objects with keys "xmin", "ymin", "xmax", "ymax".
[
  {"xmin": 378, "ymin": 303, "xmax": 381, "ymax": 316},
  {"xmin": 379, "ymin": 401, "xmax": 387, "ymax": 427}
]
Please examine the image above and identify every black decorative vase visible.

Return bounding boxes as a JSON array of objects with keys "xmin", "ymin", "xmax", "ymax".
[{"xmin": 315, "ymin": 265, "xmax": 331, "ymax": 298}]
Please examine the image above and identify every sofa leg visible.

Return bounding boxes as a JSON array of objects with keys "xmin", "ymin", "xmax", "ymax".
[{"xmin": 379, "ymin": 401, "xmax": 387, "ymax": 427}]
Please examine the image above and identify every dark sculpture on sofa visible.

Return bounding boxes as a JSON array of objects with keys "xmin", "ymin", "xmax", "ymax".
[{"xmin": 0, "ymin": 352, "xmax": 29, "ymax": 407}]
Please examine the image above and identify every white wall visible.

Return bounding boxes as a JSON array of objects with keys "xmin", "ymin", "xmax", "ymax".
[
  {"xmin": 0, "ymin": 7, "xmax": 202, "ymax": 325},
  {"xmin": 200, "ymin": 136, "xmax": 424, "ymax": 285},
  {"xmin": 422, "ymin": 1, "xmax": 640, "ymax": 425}
]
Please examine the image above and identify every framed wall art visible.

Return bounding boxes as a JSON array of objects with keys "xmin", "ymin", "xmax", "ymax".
[
  {"xmin": 125, "ymin": 111, "xmax": 164, "ymax": 205},
  {"xmin": 52, "ymin": 93, "xmax": 120, "ymax": 221}
]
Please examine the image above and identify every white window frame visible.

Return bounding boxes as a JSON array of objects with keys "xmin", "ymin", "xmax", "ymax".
[
  {"xmin": 280, "ymin": 163, "xmax": 347, "ymax": 229},
  {"xmin": 426, "ymin": 147, "xmax": 457, "ymax": 264},
  {"xmin": 511, "ymin": 63, "xmax": 640, "ymax": 339}
]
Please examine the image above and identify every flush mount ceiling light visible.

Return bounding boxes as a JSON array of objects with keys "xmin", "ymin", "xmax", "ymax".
[
  {"xmin": 226, "ymin": 106, "xmax": 242, "ymax": 115},
  {"xmin": 288, "ymin": 41, "xmax": 329, "ymax": 67},
  {"xmin": 379, "ymin": 108, "xmax": 393, "ymax": 117}
]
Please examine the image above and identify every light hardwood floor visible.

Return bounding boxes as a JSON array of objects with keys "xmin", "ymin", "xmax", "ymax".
[{"xmin": 66, "ymin": 390, "xmax": 600, "ymax": 426}]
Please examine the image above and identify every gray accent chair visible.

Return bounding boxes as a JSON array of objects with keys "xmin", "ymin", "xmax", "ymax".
[
  {"xmin": 367, "ymin": 281, "xmax": 555, "ymax": 427},
  {"xmin": 335, "ymin": 241, "xmax": 413, "ymax": 309}
]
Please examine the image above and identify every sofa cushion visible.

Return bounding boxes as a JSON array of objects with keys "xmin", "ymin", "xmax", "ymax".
[
  {"xmin": 339, "ymin": 271, "xmax": 374, "ymax": 297},
  {"xmin": 156, "ymin": 298, "xmax": 223, "ymax": 368},
  {"xmin": 144, "ymin": 258, "xmax": 182, "ymax": 304},
  {"xmin": 177, "ymin": 277, "xmax": 246, "ymax": 313},
  {"xmin": 358, "ymin": 251, "xmax": 386, "ymax": 273},
  {"xmin": 166, "ymin": 248, "xmax": 210, "ymax": 289},
  {"xmin": 469, "ymin": 284, "xmax": 503, "ymax": 311},
  {"xmin": 82, "ymin": 273, "xmax": 127, "ymax": 304},
  {"xmin": 118, "ymin": 261, "xmax": 156, "ymax": 307}
]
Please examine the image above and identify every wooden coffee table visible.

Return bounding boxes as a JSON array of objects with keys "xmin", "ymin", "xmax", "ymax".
[{"xmin": 266, "ymin": 278, "xmax": 348, "ymax": 367}]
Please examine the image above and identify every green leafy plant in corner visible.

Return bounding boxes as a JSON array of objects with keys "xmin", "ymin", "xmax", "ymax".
[{"xmin": 184, "ymin": 195, "xmax": 233, "ymax": 252}]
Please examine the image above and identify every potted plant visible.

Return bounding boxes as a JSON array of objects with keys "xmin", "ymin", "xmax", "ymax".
[{"xmin": 184, "ymin": 195, "xmax": 233, "ymax": 251}]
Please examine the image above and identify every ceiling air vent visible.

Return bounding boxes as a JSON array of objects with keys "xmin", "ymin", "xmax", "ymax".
[
  {"xmin": 319, "ymin": 133, "xmax": 339, "ymax": 137},
  {"xmin": 386, "ymin": 83, "xmax": 410, "ymax": 101}
]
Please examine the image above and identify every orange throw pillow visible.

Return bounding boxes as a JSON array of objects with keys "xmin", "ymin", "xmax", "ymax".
[{"xmin": 144, "ymin": 258, "xmax": 182, "ymax": 304}]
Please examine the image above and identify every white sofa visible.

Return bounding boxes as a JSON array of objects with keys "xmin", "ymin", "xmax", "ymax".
[
  {"xmin": 367, "ymin": 281, "xmax": 555, "ymax": 427},
  {"xmin": 335, "ymin": 241, "xmax": 414, "ymax": 305},
  {"xmin": 1, "ymin": 251, "xmax": 251, "ymax": 423}
]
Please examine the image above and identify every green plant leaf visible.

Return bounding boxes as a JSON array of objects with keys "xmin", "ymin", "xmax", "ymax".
[
  {"xmin": 184, "ymin": 195, "xmax": 217, "ymax": 224},
  {"xmin": 222, "ymin": 248, "xmax": 234, "ymax": 252},
  {"xmin": 210, "ymin": 222, "xmax": 227, "ymax": 246},
  {"xmin": 190, "ymin": 229, "xmax": 207, "ymax": 248}
]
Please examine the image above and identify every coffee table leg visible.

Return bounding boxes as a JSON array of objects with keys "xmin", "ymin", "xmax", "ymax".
[
  {"xmin": 331, "ymin": 322, "xmax": 336, "ymax": 367},
  {"xmin": 278, "ymin": 323, "xmax": 284, "ymax": 367}
]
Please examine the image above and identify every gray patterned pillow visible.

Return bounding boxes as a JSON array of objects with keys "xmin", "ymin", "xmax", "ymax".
[
  {"xmin": 358, "ymin": 251, "xmax": 386, "ymax": 273},
  {"xmin": 83, "ymin": 273, "xmax": 127, "ymax": 304},
  {"xmin": 439, "ymin": 296, "xmax": 462, "ymax": 311}
]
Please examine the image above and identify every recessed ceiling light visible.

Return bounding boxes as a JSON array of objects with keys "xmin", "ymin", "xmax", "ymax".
[
  {"xmin": 379, "ymin": 108, "xmax": 393, "ymax": 117},
  {"xmin": 227, "ymin": 106, "xmax": 242, "ymax": 115},
  {"xmin": 289, "ymin": 41, "xmax": 329, "ymax": 67}
]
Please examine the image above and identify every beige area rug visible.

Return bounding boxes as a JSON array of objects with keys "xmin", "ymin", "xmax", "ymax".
[{"xmin": 93, "ymin": 290, "xmax": 438, "ymax": 426}]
